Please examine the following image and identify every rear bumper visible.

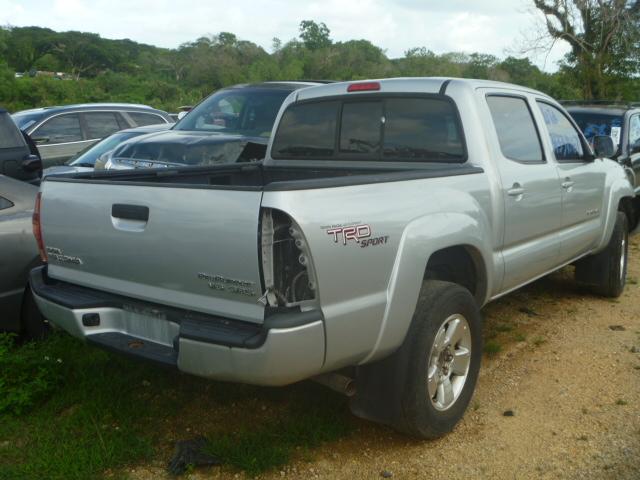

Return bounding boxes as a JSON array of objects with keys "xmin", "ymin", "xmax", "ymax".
[{"xmin": 30, "ymin": 266, "xmax": 325, "ymax": 386}]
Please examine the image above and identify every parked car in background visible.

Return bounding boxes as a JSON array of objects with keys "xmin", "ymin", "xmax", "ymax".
[
  {"xmin": 0, "ymin": 107, "xmax": 42, "ymax": 183},
  {"xmin": 43, "ymin": 123, "xmax": 172, "ymax": 177},
  {"xmin": 11, "ymin": 103, "xmax": 174, "ymax": 168},
  {"xmin": 31, "ymin": 78, "xmax": 633, "ymax": 438},
  {"xmin": 566, "ymin": 101, "xmax": 640, "ymax": 228},
  {"xmin": 0, "ymin": 175, "xmax": 46, "ymax": 338},
  {"xmin": 104, "ymin": 82, "xmax": 327, "ymax": 170}
]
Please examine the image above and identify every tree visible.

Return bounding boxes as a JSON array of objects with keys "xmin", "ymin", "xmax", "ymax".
[
  {"xmin": 299, "ymin": 20, "xmax": 332, "ymax": 50},
  {"xmin": 532, "ymin": 0, "xmax": 640, "ymax": 99}
]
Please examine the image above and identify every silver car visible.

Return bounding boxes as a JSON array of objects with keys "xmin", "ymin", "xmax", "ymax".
[
  {"xmin": 0, "ymin": 175, "xmax": 46, "ymax": 338},
  {"xmin": 12, "ymin": 103, "xmax": 174, "ymax": 168}
]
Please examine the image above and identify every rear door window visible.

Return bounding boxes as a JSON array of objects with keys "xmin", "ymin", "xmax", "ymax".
[
  {"xmin": 272, "ymin": 96, "xmax": 465, "ymax": 162},
  {"xmin": 33, "ymin": 114, "xmax": 83, "ymax": 144},
  {"xmin": 128, "ymin": 112, "xmax": 165, "ymax": 127},
  {"xmin": 486, "ymin": 96, "xmax": 544, "ymax": 163},
  {"xmin": 84, "ymin": 112, "xmax": 122, "ymax": 139}
]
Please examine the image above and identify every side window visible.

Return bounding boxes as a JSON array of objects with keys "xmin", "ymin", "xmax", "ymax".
[
  {"xmin": 339, "ymin": 102, "xmax": 382, "ymax": 155},
  {"xmin": 629, "ymin": 115, "xmax": 640, "ymax": 152},
  {"xmin": 84, "ymin": 112, "xmax": 121, "ymax": 139},
  {"xmin": 33, "ymin": 114, "xmax": 82, "ymax": 144},
  {"xmin": 486, "ymin": 96, "xmax": 543, "ymax": 163},
  {"xmin": 0, "ymin": 195, "xmax": 14, "ymax": 210},
  {"xmin": 0, "ymin": 114, "xmax": 26, "ymax": 149},
  {"xmin": 128, "ymin": 112, "xmax": 165, "ymax": 127},
  {"xmin": 537, "ymin": 102, "xmax": 585, "ymax": 161}
]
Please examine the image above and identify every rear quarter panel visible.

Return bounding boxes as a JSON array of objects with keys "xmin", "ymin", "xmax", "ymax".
[{"xmin": 262, "ymin": 172, "xmax": 496, "ymax": 370}]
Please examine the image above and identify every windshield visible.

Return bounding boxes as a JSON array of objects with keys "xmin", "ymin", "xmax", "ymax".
[
  {"xmin": 173, "ymin": 88, "xmax": 291, "ymax": 137},
  {"xmin": 68, "ymin": 131, "xmax": 141, "ymax": 166},
  {"xmin": 11, "ymin": 111, "xmax": 44, "ymax": 130},
  {"xmin": 570, "ymin": 112, "xmax": 623, "ymax": 151}
]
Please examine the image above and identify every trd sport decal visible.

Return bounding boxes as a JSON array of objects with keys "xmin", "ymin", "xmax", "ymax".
[{"xmin": 323, "ymin": 223, "xmax": 389, "ymax": 248}]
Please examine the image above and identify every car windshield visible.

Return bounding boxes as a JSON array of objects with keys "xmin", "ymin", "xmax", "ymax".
[
  {"xmin": 68, "ymin": 131, "xmax": 141, "ymax": 166},
  {"xmin": 570, "ymin": 112, "xmax": 623, "ymax": 150},
  {"xmin": 11, "ymin": 111, "xmax": 43, "ymax": 130},
  {"xmin": 173, "ymin": 88, "xmax": 291, "ymax": 137}
]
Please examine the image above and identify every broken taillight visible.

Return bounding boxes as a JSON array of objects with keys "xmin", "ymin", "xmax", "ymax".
[{"xmin": 32, "ymin": 192, "xmax": 47, "ymax": 262}]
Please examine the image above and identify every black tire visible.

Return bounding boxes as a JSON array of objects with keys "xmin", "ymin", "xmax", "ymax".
[
  {"xmin": 350, "ymin": 280, "xmax": 482, "ymax": 439},
  {"xmin": 21, "ymin": 286, "xmax": 49, "ymax": 340},
  {"xmin": 575, "ymin": 212, "xmax": 628, "ymax": 298}
]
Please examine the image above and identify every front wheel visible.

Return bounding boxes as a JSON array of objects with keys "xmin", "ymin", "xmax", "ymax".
[{"xmin": 575, "ymin": 212, "xmax": 628, "ymax": 298}]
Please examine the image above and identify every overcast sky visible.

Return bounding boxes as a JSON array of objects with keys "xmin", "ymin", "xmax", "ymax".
[{"xmin": 0, "ymin": 0, "xmax": 570, "ymax": 71}]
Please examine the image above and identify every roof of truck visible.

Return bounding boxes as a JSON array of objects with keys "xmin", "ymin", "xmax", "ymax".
[{"xmin": 294, "ymin": 77, "xmax": 550, "ymax": 102}]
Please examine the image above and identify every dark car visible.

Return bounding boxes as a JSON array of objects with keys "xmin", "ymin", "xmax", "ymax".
[
  {"xmin": 43, "ymin": 123, "xmax": 173, "ymax": 177},
  {"xmin": 566, "ymin": 101, "xmax": 640, "ymax": 227},
  {"xmin": 0, "ymin": 108, "xmax": 41, "ymax": 183},
  {"xmin": 105, "ymin": 82, "xmax": 327, "ymax": 169},
  {"xmin": 0, "ymin": 175, "xmax": 46, "ymax": 338},
  {"xmin": 11, "ymin": 103, "xmax": 174, "ymax": 168}
]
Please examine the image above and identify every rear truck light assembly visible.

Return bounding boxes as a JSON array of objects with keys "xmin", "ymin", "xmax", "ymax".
[
  {"xmin": 259, "ymin": 208, "xmax": 318, "ymax": 308},
  {"xmin": 347, "ymin": 81, "xmax": 381, "ymax": 92},
  {"xmin": 32, "ymin": 192, "xmax": 47, "ymax": 263}
]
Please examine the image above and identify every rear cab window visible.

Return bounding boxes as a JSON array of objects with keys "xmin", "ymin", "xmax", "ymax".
[
  {"xmin": 486, "ymin": 95, "xmax": 544, "ymax": 163},
  {"xmin": 271, "ymin": 95, "xmax": 466, "ymax": 163}
]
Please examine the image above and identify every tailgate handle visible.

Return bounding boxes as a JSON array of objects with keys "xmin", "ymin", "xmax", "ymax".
[{"xmin": 111, "ymin": 204, "xmax": 149, "ymax": 222}]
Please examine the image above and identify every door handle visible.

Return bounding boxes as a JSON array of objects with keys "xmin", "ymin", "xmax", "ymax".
[
  {"xmin": 507, "ymin": 184, "xmax": 525, "ymax": 197},
  {"xmin": 561, "ymin": 178, "xmax": 575, "ymax": 190},
  {"xmin": 111, "ymin": 204, "xmax": 149, "ymax": 221}
]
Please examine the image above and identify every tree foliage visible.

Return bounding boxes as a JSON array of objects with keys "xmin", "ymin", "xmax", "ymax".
[
  {"xmin": 0, "ymin": 17, "xmax": 635, "ymax": 113},
  {"xmin": 533, "ymin": 0, "xmax": 640, "ymax": 99}
]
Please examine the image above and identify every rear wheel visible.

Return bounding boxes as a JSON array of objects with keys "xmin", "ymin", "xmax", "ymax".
[
  {"xmin": 351, "ymin": 280, "xmax": 482, "ymax": 438},
  {"xmin": 21, "ymin": 286, "xmax": 49, "ymax": 340},
  {"xmin": 575, "ymin": 212, "xmax": 628, "ymax": 298}
]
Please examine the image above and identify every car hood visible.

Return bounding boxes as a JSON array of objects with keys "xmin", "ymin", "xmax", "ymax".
[
  {"xmin": 124, "ymin": 129, "xmax": 269, "ymax": 147},
  {"xmin": 43, "ymin": 165, "xmax": 94, "ymax": 177}
]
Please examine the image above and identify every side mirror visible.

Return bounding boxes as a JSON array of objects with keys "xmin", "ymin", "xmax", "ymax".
[
  {"xmin": 32, "ymin": 136, "xmax": 50, "ymax": 145},
  {"xmin": 593, "ymin": 135, "xmax": 615, "ymax": 158},
  {"xmin": 22, "ymin": 154, "xmax": 42, "ymax": 172}
]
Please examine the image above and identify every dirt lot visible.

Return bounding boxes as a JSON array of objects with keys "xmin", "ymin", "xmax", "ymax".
[{"xmin": 124, "ymin": 237, "xmax": 640, "ymax": 480}]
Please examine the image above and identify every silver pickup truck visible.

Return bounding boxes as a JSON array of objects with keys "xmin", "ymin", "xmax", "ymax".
[{"xmin": 30, "ymin": 78, "xmax": 634, "ymax": 438}]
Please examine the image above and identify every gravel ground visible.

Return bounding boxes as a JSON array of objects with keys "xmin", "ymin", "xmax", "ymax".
[{"xmin": 130, "ymin": 237, "xmax": 640, "ymax": 480}]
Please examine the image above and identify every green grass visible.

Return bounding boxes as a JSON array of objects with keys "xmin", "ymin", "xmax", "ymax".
[
  {"xmin": 0, "ymin": 333, "xmax": 353, "ymax": 479},
  {"xmin": 616, "ymin": 399, "xmax": 628, "ymax": 406},
  {"xmin": 205, "ymin": 388, "xmax": 351, "ymax": 476},
  {"xmin": 483, "ymin": 340, "xmax": 502, "ymax": 356},
  {"xmin": 532, "ymin": 336, "xmax": 547, "ymax": 347},
  {"xmin": 513, "ymin": 332, "xmax": 527, "ymax": 342},
  {"xmin": 494, "ymin": 323, "xmax": 514, "ymax": 333}
]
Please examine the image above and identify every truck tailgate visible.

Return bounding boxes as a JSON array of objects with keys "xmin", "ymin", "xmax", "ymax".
[{"xmin": 40, "ymin": 181, "xmax": 265, "ymax": 323}]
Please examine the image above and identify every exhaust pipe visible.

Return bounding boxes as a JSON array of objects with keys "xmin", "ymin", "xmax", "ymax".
[{"xmin": 312, "ymin": 373, "xmax": 356, "ymax": 397}]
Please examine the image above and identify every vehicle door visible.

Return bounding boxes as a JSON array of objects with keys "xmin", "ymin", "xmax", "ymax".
[
  {"xmin": 30, "ymin": 113, "xmax": 88, "ymax": 167},
  {"xmin": 535, "ymin": 100, "xmax": 606, "ymax": 262},
  {"xmin": 625, "ymin": 112, "xmax": 640, "ymax": 195},
  {"xmin": 483, "ymin": 92, "xmax": 562, "ymax": 292}
]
